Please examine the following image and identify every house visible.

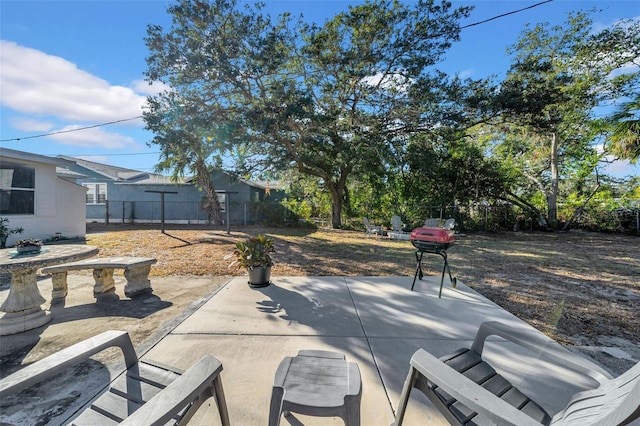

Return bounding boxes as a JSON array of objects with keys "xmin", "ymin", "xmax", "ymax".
[
  {"xmin": 57, "ymin": 156, "xmax": 285, "ymax": 225},
  {"xmin": 0, "ymin": 148, "xmax": 86, "ymax": 246}
]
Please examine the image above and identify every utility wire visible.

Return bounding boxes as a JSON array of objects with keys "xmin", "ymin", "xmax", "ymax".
[
  {"xmin": 459, "ymin": 0, "xmax": 553, "ymax": 31},
  {"xmin": 0, "ymin": 116, "xmax": 142, "ymax": 142},
  {"xmin": 0, "ymin": 0, "xmax": 554, "ymax": 144},
  {"xmin": 53, "ymin": 152, "xmax": 160, "ymax": 157}
]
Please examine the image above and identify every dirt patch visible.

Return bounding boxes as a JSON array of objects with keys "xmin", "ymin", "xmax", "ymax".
[
  {"xmin": 3, "ymin": 223, "xmax": 638, "ymax": 376},
  {"xmin": 86, "ymin": 223, "xmax": 639, "ymax": 338}
]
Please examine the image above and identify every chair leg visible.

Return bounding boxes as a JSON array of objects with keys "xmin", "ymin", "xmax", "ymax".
[
  {"xmin": 268, "ymin": 386, "xmax": 285, "ymax": 426},
  {"xmin": 213, "ymin": 376, "xmax": 231, "ymax": 426},
  {"xmin": 394, "ymin": 366, "xmax": 418, "ymax": 426},
  {"xmin": 344, "ymin": 398, "xmax": 361, "ymax": 426}
]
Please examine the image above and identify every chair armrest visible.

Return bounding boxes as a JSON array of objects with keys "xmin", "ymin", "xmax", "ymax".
[
  {"xmin": 410, "ymin": 349, "xmax": 542, "ymax": 426},
  {"xmin": 120, "ymin": 355, "xmax": 225, "ymax": 426},
  {"xmin": 471, "ymin": 321, "xmax": 612, "ymax": 383},
  {"xmin": 0, "ymin": 330, "xmax": 137, "ymax": 398}
]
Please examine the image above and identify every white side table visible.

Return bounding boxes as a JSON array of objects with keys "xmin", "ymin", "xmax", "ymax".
[{"xmin": 268, "ymin": 350, "xmax": 362, "ymax": 426}]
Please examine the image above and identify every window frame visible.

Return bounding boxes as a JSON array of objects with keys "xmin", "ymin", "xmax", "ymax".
[
  {"xmin": 0, "ymin": 162, "xmax": 36, "ymax": 215},
  {"xmin": 83, "ymin": 182, "xmax": 107, "ymax": 205}
]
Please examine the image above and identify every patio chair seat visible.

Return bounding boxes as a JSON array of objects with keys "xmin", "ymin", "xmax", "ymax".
[
  {"xmin": 0, "ymin": 330, "xmax": 230, "ymax": 425},
  {"xmin": 395, "ymin": 321, "xmax": 639, "ymax": 426}
]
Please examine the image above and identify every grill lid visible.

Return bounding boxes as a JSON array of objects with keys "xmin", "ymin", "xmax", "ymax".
[{"xmin": 410, "ymin": 227, "xmax": 455, "ymax": 244}]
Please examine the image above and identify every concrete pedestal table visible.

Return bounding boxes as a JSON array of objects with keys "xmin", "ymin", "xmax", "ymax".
[{"xmin": 0, "ymin": 244, "xmax": 99, "ymax": 335}]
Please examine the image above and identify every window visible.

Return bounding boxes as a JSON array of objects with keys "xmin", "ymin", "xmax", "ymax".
[
  {"xmin": 217, "ymin": 193, "xmax": 226, "ymax": 212},
  {"xmin": 84, "ymin": 183, "xmax": 107, "ymax": 204},
  {"xmin": 0, "ymin": 162, "xmax": 35, "ymax": 215}
]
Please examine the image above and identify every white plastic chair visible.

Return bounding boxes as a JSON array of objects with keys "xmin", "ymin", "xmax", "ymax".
[{"xmin": 395, "ymin": 321, "xmax": 639, "ymax": 426}]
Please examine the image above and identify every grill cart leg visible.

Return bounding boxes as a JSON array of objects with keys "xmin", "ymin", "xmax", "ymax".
[
  {"xmin": 411, "ymin": 251, "xmax": 424, "ymax": 291},
  {"xmin": 436, "ymin": 250, "xmax": 457, "ymax": 298},
  {"xmin": 437, "ymin": 251, "xmax": 447, "ymax": 298},
  {"xmin": 412, "ymin": 249, "xmax": 456, "ymax": 297}
]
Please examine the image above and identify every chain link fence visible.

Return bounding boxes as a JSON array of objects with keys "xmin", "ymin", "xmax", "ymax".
[
  {"xmin": 90, "ymin": 200, "xmax": 291, "ymax": 226},
  {"xmin": 90, "ymin": 200, "xmax": 639, "ymax": 235}
]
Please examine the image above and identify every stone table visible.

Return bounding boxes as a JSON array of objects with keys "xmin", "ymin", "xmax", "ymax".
[{"xmin": 0, "ymin": 244, "xmax": 99, "ymax": 335}]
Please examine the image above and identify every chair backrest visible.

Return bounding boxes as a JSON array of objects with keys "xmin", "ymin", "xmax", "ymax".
[
  {"xmin": 363, "ymin": 217, "xmax": 372, "ymax": 229},
  {"xmin": 443, "ymin": 218, "xmax": 455, "ymax": 230},
  {"xmin": 424, "ymin": 218, "xmax": 440, "ymax": 227},
  {"xmin": 391, "ymin": 216, "xmax": 402, "ymax": 231},
  {"xmin": 552, "ymin": 361, "xmax": 640, "ymax": 425}
]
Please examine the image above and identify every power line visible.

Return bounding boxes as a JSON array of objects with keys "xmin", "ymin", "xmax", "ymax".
[
  {"xmin": 0, "ymin": 1, "xmax": 555, "ymax": 143},
  {"xmin": 0, "ymin": 116, "xmax": 142, "ymax": 142},
  {"xmin": 460, "ymin": 0, "xmax": 553, "ymax": 31},
  {"xmin": 53, "ymin": 152, "xmax": 160, "ymax": 157}
]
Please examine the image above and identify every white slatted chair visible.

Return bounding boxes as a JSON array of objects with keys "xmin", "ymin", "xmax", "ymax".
[
  {"xmin": 395, "ymin": 321, "xmax": 639, "ymax": 426},
  {"xmin": 363, "ymin": 217, "xmax": 383, "ymax": 237},
  {"xmin": 424, "ymin": 218, "xmax": 441, "ymax": 227},
  {"xmin": 0, "ymin": 330, "xmax": 230, "ymax": 426},
  {"xmin": 391, "ymin": 215, "xmax": 403, "ymax": 232}
]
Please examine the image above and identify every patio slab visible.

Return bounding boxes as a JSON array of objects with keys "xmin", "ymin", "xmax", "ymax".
[{"xmin": 140, "ymin": 275, "xmax": 605, "ymax": 425}]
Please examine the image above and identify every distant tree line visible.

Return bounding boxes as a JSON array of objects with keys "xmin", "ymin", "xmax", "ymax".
[{"xmin": 143, "ymin": 0, "xmax": 639, "ymax": 233}]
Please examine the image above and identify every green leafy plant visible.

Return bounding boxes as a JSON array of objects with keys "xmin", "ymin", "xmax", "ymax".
[
  {"xmin": 0, "ymin": 217, "xmax": 24, "ymax": 249},
  {"xmin": 230, "ymin": 235, "xmax": 275, "ymax": 270}
]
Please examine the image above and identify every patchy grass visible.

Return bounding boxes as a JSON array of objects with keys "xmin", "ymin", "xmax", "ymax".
[{"xmin": 86, "ymin": 223, "xmax": 639, "ymax": 348}]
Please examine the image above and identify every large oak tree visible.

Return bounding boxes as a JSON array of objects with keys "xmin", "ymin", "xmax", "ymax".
[{"xmin": 143, "ymin": 0, "xmax": 471, "ymax": 228}]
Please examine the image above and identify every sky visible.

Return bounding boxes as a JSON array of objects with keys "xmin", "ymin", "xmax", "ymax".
[{"xmin": 1, "ymin": 0, "xmax": 639, "ymax": 178}]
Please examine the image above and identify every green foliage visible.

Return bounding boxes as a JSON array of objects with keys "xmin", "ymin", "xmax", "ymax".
[
  {"xmin": 492, "ymin": 9, "xmax": 640, "ymax": 226},
  {"xmin": 230, "ymin": 234, "xmax": 275, "ymax": 270},
  {"xmin": 281, "ymin": 198, "xmax": 312, "ymax": 222},
  {"xmin": 144, "ymin": 0, "xmax": 474, "ymax": 228},
  {"xmin": 0, "ymin": 217, "xmax": 24, "ymax": 249},
  {"xmin": 605, "ymin": 94, "xmax": 640, "ymax": 164}
]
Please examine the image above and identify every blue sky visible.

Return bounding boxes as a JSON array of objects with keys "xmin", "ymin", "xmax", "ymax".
[{"xmin": 1, "ymin": 0, "xmax": 639, "ymax": 178}]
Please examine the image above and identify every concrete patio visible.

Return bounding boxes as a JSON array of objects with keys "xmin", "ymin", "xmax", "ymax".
[{"xmin": 137, "ymin": 275, "xmax": 603, "ymax": 425}]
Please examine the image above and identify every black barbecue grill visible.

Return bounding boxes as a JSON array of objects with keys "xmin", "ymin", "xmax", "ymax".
[{"xmin": 410, "ymin": 227, "xmax": 457, "ymax": 298}]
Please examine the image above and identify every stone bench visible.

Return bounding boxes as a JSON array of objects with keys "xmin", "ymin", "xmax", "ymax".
[{"xmin": 41, "ymin": 257, "xmax": 157, "ymax": 299}]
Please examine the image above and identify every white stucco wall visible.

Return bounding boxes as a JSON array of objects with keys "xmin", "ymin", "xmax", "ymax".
[{"xmin": 3, "ymin": 159, "xmax": 86, "ymax": 247}]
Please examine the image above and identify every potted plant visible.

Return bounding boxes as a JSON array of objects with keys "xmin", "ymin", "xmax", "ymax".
[
  {"xmin": 15, "ymin": 238, "xmax": 43, "ymax": 253},
  {"xmin": 230, "ymin": 234, "xmax": 275, "ymax": 287}
]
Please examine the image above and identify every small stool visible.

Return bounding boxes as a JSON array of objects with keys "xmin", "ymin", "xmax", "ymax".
[{"xmin": 268, "ymin": 350, "xmax": 362, "ymax": 426}]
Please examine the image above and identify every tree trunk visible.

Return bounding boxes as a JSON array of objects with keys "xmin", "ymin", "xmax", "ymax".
[
  {"xmin": 326, "ymin": 181, "xmax": 344, "ymax": 229},
  {"xmin": 194, "ymin": 160, "xmax": 223, "ymax": 225},
  {"xmin": 548, "ymin": 132, "xmax": 559, "ymax": 228}
]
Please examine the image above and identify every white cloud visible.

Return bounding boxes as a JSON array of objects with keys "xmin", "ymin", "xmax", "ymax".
[
  {"xmin": 592, "ymin": 15, "xmax": 640, "ymax": 34},
  {"xmin": 0, "ymin": 41, "xmax": 146, "ymax": 122},
  {"xmin": 604, "ymin": 160, "xmax": 639, "ymax": 178},
  {"xmin": 132, "ymin": 79, "xmax": 170, "ymax": 96},
  {"xmin": 457, "ymin": 69, "xmax": 473, "ymax": 80},
  {"xmin": 9, "ymin": 117, "xmax": 55, "ymax": 132},
  {"xmin": 362, "ymin": 72, "xmax": 412, "ymax": 92},
  {"xmin": 47, "ymin": 125, "xmax": 139, "ymax": 149}
]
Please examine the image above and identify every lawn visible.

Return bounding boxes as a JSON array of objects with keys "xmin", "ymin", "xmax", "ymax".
[
  {"xmin": 85, "ymin": 223, "xmax": 639, "ymax": 359},
  {"xmin": 87, "ymin": 224, "xmax": 640, "ymax": 346}
]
